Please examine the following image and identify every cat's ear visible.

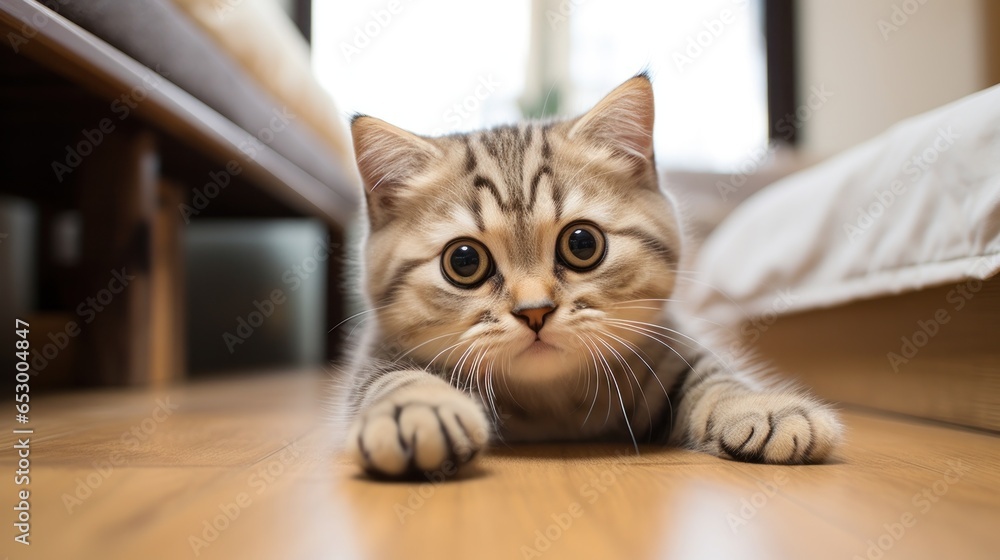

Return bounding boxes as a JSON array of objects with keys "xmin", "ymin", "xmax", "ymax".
[
  {"xmin": 351, "ymin": 115, "xmax": 440, "ymax": 225},
  {"xmin": 567, "ymin": 73, "xmax": 655, "ymax": 162}
]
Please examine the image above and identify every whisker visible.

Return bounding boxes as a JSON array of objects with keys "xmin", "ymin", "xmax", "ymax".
[
  {"xmin": 484, "ymin": 352, "xmax": 501, "ymax": 425},
  {"xmin": 575, "ymin": 335, "xmax": 602, "ymax": 427},
  {"xmin": 592, "ymin": 334, "xmax": 638, "ymax": 412},
  {"xmin": 606, "ymin": 305, "xmax": 667, "ymax": 313},
  {"xmin": 593, "ymin": 332, "xmax": 651, "ymax": 433},
  {"xmin": 600, "ymin": 328, "xmax": 672, "ymax": 435},
  {"xmin": 609, "ymin": 298, "xmax": 729, "ymax": 327},
  {"xmin": 560, "ymin": 151, "xmax": 614, "ymax": 189},
  {"xmin": 605, "ymin": 320, "xmax": 688, "ymax": 349},
  {"xmin": 327, "ymin": 305, "xmax": 389, "ymax": 334},
  {"xmin": 498, "ymin": 348, "xmax": 524, "ymax": 409},
  {"xmin": 470, "ymin": 345, "xmax": 492, "ymax": 413},
  {"xmin": 683, "ymin": 315, "xmax": 726, "ymax": 327},
  {"xmin": 491, "ymin": 347, "xmax": 515, "ymax": 445},
  {"xmin": 345, "ymin": 314, "xmax": 379, "ymax": 339},
  {"xmin": 394, "ymin": 331, "xmax": 462, "ymax": 362},
  {"xmin": 449, "ymin": 342, "xmax": 479, "ymax": 388},
  {"xmin": 426, "ymin": 339, "xmax": 469, "ymax": 370},
  {"xmin": 605, "ymin": 317, "xmax": 721, "ymax": 353},
  {"xmin": 611, "ymin": 298, "xmax": 682, "ymax": 305},
  {"xmin": 670, "ymin": 275, "xmax": 753, "ymax": 319},
  {"xmin": 604, "ymin": 322, "xmax": 697, "ymax": 374},
  {"xmin": 593, "ymin": 335, "xmax": 639, "ymax": 454},
  {"xmin": 607, "ymin": 318, "xmax": 739, "ymax": 375},
  {"xmin": 572, "ymin": 340, "xmax": 594, "ymax": 414},
  {"xmin": 583, "ymin": 333, "xmax": 616, "ymax": 427}
]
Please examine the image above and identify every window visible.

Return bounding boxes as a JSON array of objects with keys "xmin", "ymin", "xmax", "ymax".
[{"xmin": 312, "ymin": 0, "xmax": 767, "ymax": 171}]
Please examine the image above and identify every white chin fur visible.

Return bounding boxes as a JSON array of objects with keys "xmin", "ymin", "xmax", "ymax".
[{"xmin": 509, "ymin": 348, "xmax": 578, "ymax": 383}]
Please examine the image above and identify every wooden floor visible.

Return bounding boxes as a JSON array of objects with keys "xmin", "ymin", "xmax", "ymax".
[{"xmin": 3, "ymin": 370, "xmax": 999, "ymax": 560}]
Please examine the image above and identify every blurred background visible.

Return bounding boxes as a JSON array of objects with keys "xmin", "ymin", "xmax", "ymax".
[{"xmin": 0, "ymin": 0, "xmax": 998, "ymax": 393}]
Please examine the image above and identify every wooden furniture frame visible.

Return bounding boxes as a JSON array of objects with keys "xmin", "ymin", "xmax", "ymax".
[{"xmin": 0, "ymin": 0, "xmax": 356, "ymax": 387}]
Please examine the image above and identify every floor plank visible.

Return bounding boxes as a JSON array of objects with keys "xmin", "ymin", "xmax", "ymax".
[{"xmin": 2, "ymin": 370, "xmax": 999, "ymax": 559}]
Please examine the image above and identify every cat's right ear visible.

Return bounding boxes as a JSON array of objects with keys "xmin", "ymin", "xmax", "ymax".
[
  {"xmin": 351, "ymin": 115, "xmax": 440, "ymax": 226},
  {"xmin": 567, "ymin": 73, "xmax": 655, "ymax": 165}
]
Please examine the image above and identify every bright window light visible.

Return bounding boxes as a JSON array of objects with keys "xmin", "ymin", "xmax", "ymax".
[
  {"xmin": 312, "ymin": 0, "xmax": 767, "ymax": 171},
  {"xmin": 312, "ymin": 1, "xmax": 531, "ymax": 136},
  {"xmin": 568, "ymin": 0, "xmax": 768, "ymax": 170}
]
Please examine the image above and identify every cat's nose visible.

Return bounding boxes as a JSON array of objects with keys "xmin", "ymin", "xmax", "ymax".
[{"xmin": 512, "ymin": 303, "xmax": 556, "ymax": 333}]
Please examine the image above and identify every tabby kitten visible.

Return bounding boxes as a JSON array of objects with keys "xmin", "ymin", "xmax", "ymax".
[{"xmin": 342, "ymin": 74, "xmax": 841, "ymax": 477}]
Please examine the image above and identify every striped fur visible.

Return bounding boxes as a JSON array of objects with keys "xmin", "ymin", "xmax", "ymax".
[{"xmin": 341, "ymin": 75, "xmax": 841, "ymax": 477}]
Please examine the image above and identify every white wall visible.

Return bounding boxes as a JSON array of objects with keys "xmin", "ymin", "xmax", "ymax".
[{"xmin": 797, "ymin": 0, "xmax": 991, "ymax": 158}]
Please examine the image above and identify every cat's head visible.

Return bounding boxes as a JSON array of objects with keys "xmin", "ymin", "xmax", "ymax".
[{"xmin": 351, "ymin": 74, "xmax": 682, "ymax": 388}]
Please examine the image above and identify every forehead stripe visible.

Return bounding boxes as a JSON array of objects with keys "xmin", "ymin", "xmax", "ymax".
[
  {"xmin": 463, "ymin": 136, "xmax": 477, "ymax": 174},
  {"xmin": 528, "ymin": 165, "xmax": 552, "ymax": 208}
]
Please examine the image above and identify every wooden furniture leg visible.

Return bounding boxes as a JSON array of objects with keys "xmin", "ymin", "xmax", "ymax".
[{"xmin": 78, "ymin": 127, "xmax": 158, "ymax": 386}]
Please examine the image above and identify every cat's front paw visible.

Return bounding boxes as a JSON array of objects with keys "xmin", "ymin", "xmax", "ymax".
[
  {"xmin": 701, "ymin": 394, "xmax": 841, "ymax": 464},
  {"xmin": 346, "ymin": 384, "xmax": 490, "ymax": 478}
]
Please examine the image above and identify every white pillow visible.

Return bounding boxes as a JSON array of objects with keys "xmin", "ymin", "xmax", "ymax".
[{"xmin": 684, "ymin": 85, "xmax": 1000, "ymax": 324}]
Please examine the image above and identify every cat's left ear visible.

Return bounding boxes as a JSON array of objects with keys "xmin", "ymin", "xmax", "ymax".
[
  {"xmin": 567, "ymin": 73, "xmax": 655, "ymax": 163},
  {"xmin": 351, "ymin": 115, "xmax": 440, "ymax": 226}
]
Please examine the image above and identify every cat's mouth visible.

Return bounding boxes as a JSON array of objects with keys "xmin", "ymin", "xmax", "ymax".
[{"xmin": 517, "ymin": 339, "xmax": 560, "ymax": 357}]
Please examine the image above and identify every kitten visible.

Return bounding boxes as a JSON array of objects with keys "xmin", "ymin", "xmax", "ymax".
[{"xmin": 341, "ymin": 73, "xmax": 841, "ymax": 477}]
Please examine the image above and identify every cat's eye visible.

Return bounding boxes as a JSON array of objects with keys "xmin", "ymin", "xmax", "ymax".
[
  {"xmin": 441, "ymin": 239, "xmax": 494, "ymax": 288},
  {"xmin": 557, "ymin": 222, "xmax": 606, "ymax": 271}
]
